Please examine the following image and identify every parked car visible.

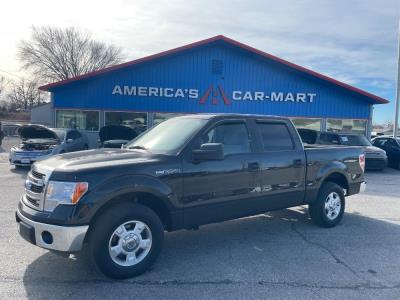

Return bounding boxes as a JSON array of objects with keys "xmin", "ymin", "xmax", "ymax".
[
  {"xmin": 9, "ymin": 125, "xmax": 89, "ymax": 167},
  {"xmin": 297, "ymin": 129, "xmax": 387, "ymax": 171},
  {"xmin": 372, "ymin": 136, "xmax": 400, "ymax": 169},
  {"xmin": 16, "ymin": 114, "xmax": 365, "ymax": 279},
  {"xmin": 99, "ymin": 125, "xmax": 138, "ymax": 148},
  {"xmin": 121, "ymin": 119, "xmax": 146, "ymax": 134}
]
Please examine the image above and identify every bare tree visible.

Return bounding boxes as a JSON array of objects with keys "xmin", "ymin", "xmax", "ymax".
[
  {"xmin": 18, "ymin": 26, "xmax": 124, "ymax": 82},
  {"xmin": 7, "ymin": 78, "xmax": 43, "ymax": 110}
]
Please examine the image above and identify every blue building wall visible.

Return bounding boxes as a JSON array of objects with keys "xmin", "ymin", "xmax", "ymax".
[{"xmin": 52, "ymin": 41, "xmax": 371, "ymax": 119}]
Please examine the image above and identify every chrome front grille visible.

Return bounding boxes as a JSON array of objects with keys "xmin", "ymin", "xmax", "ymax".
[
  {"xmin": 26, "ymin": 195, "xmax": 40, "ymax": 207},
  {"xmin": 31, "ymin": 169, "xmax": 45, "ymax": 179},
  {"xmin": 23, "ymin": 168, "xmax": 48, "ymax": 211},
  {"xmin": 29, "ymin": 183, "xmax": 44, "ymax": 193}
]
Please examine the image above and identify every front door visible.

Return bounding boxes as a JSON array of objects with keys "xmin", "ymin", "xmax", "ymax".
[{"xmin": 182, "ymin": 120, "xmax": 258, "ymax": 227}]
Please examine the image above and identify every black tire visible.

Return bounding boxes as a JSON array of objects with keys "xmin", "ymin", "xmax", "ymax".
[
  {"xmin": 309, "ymin": 182, "xmax": 345, "ymax": 228},
  {"xmin": 83, "ymin": 144, "xmax": 89, "ymax": 150},
  {"xmin": 88, "ymin": 202, "xmax": 164, "ymax": 279}
]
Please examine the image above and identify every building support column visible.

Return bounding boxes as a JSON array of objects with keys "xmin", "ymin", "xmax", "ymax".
[
  {"xmin": 367, "ymin": 105, "xmax": 373, "ymax": 139},
  {"xmin": 321, "ymin": 118, "xmax": 327, "ymax": 132}
]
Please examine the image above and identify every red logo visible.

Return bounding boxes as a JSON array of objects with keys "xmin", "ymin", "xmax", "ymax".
[{"xmin": 199, "ymin": 85, "xmax": 231, "ymax": 105}]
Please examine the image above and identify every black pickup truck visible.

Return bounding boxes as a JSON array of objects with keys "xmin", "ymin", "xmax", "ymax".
[{"xmin": 16, "ymin": 114, "xmax": 366, "ymax": 279}]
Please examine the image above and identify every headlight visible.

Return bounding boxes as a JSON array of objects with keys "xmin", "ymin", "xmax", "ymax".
[{"xmin": 44, "ymin": 181, "xmax": 88, "ymax": 212}]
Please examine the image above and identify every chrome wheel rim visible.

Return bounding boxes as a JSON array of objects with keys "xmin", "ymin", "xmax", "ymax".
[
  {"xmin": 108, "ymin": 220, "xmax": 152, "ymax": 267},
  {"xmin": 324, "ymin": 192, "xmax": 341, "ymax": 220}
]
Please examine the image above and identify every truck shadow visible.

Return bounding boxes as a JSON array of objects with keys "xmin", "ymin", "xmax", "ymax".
[{"xmin": 22, "ymin": 207, "xmax": 400, "ymax": 298}]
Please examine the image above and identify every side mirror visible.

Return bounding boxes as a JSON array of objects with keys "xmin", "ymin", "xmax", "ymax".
[
  {"xmin": 192, "ymin": 143, "xmax": 224, "ymax": 161},
  {"xmin": 66, "ymin": 138, "xmax": 73, "ymax": 143}
]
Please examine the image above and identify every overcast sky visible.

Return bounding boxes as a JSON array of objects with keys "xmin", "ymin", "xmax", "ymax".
[{"xmin": 1, "ymin": 0, "xmax": 399, "ymax": 123}]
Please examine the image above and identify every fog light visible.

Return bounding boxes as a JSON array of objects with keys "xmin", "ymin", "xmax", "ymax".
[{"xmin": 41, "ymin": 231, "xmax": 53, "ymax": 244}]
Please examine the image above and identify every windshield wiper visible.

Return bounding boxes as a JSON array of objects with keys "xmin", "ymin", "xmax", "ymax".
[{"xmin": 127, "ymin": 145, "xmax": 148, "ymax": 151}]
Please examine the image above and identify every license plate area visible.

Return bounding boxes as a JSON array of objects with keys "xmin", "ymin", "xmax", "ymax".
[{"xmin": 21, "ymin": 158, "xmax": 30, "ymax": 164}]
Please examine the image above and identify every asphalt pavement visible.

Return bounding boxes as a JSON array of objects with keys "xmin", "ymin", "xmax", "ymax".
[{"xmin": 0, "ymin": 145, "xmax": 399, "ymax": 299}]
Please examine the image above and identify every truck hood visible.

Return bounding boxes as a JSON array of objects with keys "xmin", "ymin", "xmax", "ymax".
[
  {"xmin": 18, "ymin": 125, "xmax": 59, "ymax": 141},
  {"xmin": 34, "ymin": 148, "xmax": 162, "ymax": 171}
]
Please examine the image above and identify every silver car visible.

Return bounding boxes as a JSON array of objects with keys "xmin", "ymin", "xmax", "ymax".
[{"xmin": 9, "ymin": 125, "xmax": 89, "ymax": 167}]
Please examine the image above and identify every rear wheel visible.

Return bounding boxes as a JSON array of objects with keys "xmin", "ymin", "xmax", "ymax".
[
  {"xmin": 309, "ymin": 182, "xmax": 345, "ymax": 228},
  {"xmin": 88, "ymin": 203, "xmax": 164, "ymax": 279}
]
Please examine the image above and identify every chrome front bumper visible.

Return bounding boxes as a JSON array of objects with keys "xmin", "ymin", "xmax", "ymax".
[
  {"xmin": 16, "ymin": 209, "xmax": 88, "ymax": 252},
  {"xmin": 9, "ymin": 151, "xmax": 52, "ymax": 165}
]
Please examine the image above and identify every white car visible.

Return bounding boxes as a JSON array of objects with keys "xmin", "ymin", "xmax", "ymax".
[{"xmin": 9, "ymin": 125, "xmax": 89, "ymax": 167}]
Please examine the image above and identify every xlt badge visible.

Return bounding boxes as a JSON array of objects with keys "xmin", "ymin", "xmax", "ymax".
[{"xmin": 155, "ymin": 169, "xmax": 181, "ymax": 176}]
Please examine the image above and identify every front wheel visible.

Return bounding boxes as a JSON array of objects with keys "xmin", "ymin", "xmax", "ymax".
[
  {"xmin": 309, "ymin": 182, "xmax": 345, "ymax": 228},
  {"xmin": 88, "ymin": 203, "xmax": 164, "ymax": 279}
]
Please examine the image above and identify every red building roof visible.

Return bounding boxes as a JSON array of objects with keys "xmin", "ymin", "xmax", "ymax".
[{"xmin": 39, "ymin": 35, "xmax": 389, "ymax": 104}]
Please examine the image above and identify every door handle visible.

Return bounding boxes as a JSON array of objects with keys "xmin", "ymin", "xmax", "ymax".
[
  {"xmin": 248, "ymin": 162, "xmax": 260, "ymax": 172},
  {"xmin": 293, "ymin": 159, "xmax": 303, "ymax": 168}
]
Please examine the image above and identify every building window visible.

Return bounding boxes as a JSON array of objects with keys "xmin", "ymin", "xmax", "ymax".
[
  {"xmin": 291, "ymin": 118, "xmax": 322, "ymax": 131},
  {"xmin": 153, "ymin": 113, "xmax": 186, "ymax": 126},
  {"xmin": 56, "ymin": 110, "xmax": 99, "ymax": 131},
  {"xmin": 105, "ymin": 111, "xmax": 147, "ymax": 134},
  {"xmin": 327, "ymin": 119, "xmax": 367, "ymax": 135}
]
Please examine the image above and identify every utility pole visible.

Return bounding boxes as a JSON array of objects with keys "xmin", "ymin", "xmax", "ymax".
[{"xmin": 394, "ymin": 19, "xmax": 400, "ymax": 137}]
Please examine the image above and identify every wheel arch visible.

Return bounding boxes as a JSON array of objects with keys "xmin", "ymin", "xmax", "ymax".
[
  {"xmin": 322, "ymin": 172, "xmax": 349, "ymax": 193},
  {"xmin": 88, "ymin": 191, "xmax": 175, "ymax": 235}
]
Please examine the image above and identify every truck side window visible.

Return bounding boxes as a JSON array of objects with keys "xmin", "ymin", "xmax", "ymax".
[
  {"xmin": 256, "ymin": 122, "xmax": 294, "ymax": 151},
  {"xmin": 198, "ymin": 123, "xmax": 250, "ymax": 155},
  {"xmin": 66, "ymin": 131, "xmax": 74, "ymax": 140},
  {"xmin": 67, "ymin": 131, "xmax": 79, "ymax": 140},
  {"xmin": 373, "ymin": 138, "xmax": 387, "ymax": 147},
  {"xmin": 74, "ymin": 131, "xmax": 82, "ymax": 139}
]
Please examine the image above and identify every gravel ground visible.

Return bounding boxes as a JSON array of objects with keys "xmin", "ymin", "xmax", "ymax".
[{"xmin": 0, "ymin": 150, "xmax": 399, "ymax": 299}]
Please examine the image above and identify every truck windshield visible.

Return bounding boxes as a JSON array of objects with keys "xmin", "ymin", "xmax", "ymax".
[
  {"xmin": 339, "ymin": 134, "xmax": 371, "ymax": 146},
  {"xmin": 126, "ymin": 117, "xmax": 207, "ymax": 154}
]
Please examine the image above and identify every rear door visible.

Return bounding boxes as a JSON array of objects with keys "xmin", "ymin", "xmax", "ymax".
[
  {"xmin": 182, "ymin": 119, "xmax": 259, "ymax": 226},
  {"xmin": 251, "ymin": 119, "xmax": 306, "ymax": 209}
]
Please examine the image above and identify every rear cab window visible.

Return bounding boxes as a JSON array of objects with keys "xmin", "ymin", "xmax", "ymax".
[
  {"xmin": 319, "ymin": 133, "xmax": 341, "ymax": 145},
  {"xmin": 255, "ymin": 121, "xmax": 294, "ymax": 151}
]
